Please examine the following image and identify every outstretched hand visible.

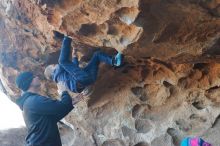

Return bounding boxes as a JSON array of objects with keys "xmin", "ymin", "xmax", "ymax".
[
  {"xmin": 57, "ymin": 82, "xmax": 68, "ymax": 95},
  {"xmin": 72, "ymin": 93, "xmax": 84, "ymax": 105}
]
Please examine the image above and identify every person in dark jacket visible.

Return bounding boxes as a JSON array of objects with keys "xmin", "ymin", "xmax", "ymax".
[
  {"xmin": 15, "ymin": 71, "xmax": 83, "ymax": 146},
  {"xmin": 44, "ymin": 35, "xmax": 123, "ymax": 93}
]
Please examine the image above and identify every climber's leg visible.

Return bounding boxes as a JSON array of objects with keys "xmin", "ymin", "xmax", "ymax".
[{"xmin": 83, "ymin": 51, "xmax": 113, "ymax": 83}]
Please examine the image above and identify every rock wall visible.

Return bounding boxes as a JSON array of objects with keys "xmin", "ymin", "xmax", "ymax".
[{"xmin": 0, "ymin": 0, "xmax": 220, "ymax": 145}]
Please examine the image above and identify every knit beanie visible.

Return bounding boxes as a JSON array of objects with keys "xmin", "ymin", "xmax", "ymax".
[{"xmin": 16, "ymin": 71, "xmax": 34, "ymax": 91}]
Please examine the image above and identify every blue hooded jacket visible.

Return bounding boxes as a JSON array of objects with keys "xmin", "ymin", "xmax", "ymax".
[{"xmin": 16, "ymin": 91, "xmax": 73, "ymax": 146}]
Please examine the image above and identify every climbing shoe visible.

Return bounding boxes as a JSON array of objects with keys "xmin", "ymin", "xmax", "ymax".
[{"xmin": 113, "ymin": 52, "xmax": 123, "ymax": 67}]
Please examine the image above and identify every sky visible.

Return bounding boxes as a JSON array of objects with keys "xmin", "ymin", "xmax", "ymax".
[{"xmin": 0, "ymin": 91, "xmax": 25, "ymax": 130}]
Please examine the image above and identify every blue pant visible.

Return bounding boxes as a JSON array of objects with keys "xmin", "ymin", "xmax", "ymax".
[{"xmin": 76, "ymin": 51, "xmax": 113, "ymax": 85}]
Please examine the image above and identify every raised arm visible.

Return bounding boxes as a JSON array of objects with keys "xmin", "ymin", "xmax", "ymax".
[{"xmin": 58, "ymin": 36, "xmax": 72, "ymax": 64}]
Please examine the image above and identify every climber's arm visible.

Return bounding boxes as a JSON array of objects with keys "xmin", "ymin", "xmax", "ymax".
[
  {"xmin": 72, "ymin": 57, "xmax": 79, "ymax": 67},
  {"xmin": 58, "ymin": 36, "xmax": 72, "ymax": 64}
]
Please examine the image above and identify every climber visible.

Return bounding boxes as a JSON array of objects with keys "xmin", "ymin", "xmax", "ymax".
[
  {"xmin": 15, "ymin": 71, "xmax": 84, "ymax": 146},
  {"xmin": 44, "ymin": 33, "xmax": 123, "ymax": 94}
]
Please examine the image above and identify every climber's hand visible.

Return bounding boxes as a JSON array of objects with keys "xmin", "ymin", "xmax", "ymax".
[
  {"xmin": 72, "ymin": 47, "xmax": 77, "ymax": 57},
  {"xmin": 72, "ymin": 93, "xmax": 84, "ymax": 105},
  {"xmin": 65, "ymin": 32, "xmax": 74, "ymax": 39},
  {"xmin": 57, "ymin": 82, "xmax": 68, "ymax": 95}
]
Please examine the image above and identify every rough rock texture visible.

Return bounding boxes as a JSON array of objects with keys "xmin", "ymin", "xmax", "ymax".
[
  {"xmin": 0, "ymin": 128, "xmax": 26, "ymax": 146},
  {"xmin": 0, "ymin": 0, "xmax": 220, "ymax": 146}
]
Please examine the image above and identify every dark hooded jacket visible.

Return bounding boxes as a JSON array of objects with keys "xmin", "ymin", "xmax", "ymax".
[{"xmin": 16, "ymin": 91, "xmax": 73, "ymax": 146}]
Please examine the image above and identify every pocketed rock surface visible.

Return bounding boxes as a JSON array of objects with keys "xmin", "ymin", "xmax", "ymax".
[{"xmin": 0, "ymin": 0, "xmax": 220, "ymax": 145}]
